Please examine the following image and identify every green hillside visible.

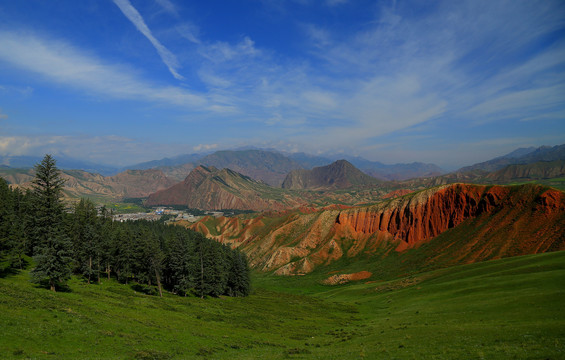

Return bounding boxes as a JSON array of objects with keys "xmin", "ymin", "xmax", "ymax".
[{"xmin": 2, "ymin": 251, "xmax": 564, "ymax": 359}]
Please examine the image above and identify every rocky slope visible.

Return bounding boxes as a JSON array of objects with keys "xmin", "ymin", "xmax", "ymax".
[
  {"xmin": 1, "ymin": 168, "xmax": 175, "ymax": 201},
  {"xmin": 282, "ymin": 160, "xmax": 380, "ymax": 190},
  {"xmin": 197, "ymin": 150, "xmax": 304, "ymax": 187},
  {"xmin": 458, "ymin": 144, "xmax": 565, "ymax": 173},
  {"xmin": 146, "ymin": 165, "xmax": 305, "ymax": 211},
  {"xmin": 485, "ymin": 160, "xmax": 565, "ymax": 181},
  {"xmin": 188, "ymin": 183, "xmax": 565, "ymax": 276}
]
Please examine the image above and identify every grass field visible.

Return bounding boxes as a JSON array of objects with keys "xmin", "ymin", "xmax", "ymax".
[{"xmin": 1, "ymin": 251, "xmax": 564, "ymax": 359}]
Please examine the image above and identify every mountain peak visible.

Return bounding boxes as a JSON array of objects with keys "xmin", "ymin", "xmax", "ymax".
[{"xmin": 281, "ymin": 159, "xmax": 380, "ymax": 190}]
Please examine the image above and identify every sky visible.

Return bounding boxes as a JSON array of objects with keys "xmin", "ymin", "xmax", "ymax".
[{"xmin": 0, "ymin": 0, "xmax": 564, "ymax": 169}]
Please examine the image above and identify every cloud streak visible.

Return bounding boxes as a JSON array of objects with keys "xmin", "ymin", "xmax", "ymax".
[
  {"xmin": 0, "ymin": 30, "xmax": 204, "ymax": 107},
  {"xmin": 113, "ymin": 0, "xmax": 184, "ymax": 80}
]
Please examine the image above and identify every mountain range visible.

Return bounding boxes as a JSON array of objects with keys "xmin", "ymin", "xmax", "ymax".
[
  {"xmin": 1, "ymin": 144, "xmax": 564, "ymax": 208},
  {"xmin": 457, "ymin": 144, "xmax": 565, "ymax": 173},
  {"xmin": 1, "ymin": 167, "xmax": 175, "ymax": 202}
]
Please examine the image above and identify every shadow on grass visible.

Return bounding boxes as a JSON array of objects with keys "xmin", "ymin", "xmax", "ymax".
[
  {"xmin": 131, "ymin": 283, "xmax": 159, "ymax": 296},
  {"xmin": 31, "ymin": 279, "xmax": 73, "ymax": 293},
  {"xmin": 0, "ymin": 265, "xmax": 21, "ymax": 278},
  {"xmin": 0, "ymin": 258, "xmax": 30, "ymax": 278}
]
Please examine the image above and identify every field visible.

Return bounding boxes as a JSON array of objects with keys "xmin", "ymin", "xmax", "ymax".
[{"xmin": 1, "ymin": 251, "xmax": 564, "ymax": 359}]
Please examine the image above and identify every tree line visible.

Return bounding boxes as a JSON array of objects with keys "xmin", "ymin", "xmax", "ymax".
[{"xmin": 0, "ymin": 155, "xmax": 250, "ymax": 297}]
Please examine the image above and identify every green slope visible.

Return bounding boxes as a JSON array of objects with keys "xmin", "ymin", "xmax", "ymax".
[{"xmin": 1, "ymin": 251, "xmax": 564, "ymax": 359}]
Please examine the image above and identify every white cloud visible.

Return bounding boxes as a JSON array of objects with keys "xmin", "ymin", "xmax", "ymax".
[
  {"xmin": 176, "ymin": 23, "xmax": 201, "ymax": 45},
  {"xmin": 0, "ymin": 134, "xmax": 195, "ymax": 166},
  {"xmin": 155, "ymin": 0, "xmax": 178, "ymax": 16},
  {"xmin": 113, "ymin": 0, "xmax": 184, "ymax": 80},
  {"xmin": 199, "ymin": 37, "xmax": 260, "ymax": 63},
  {"xmin": 0, "ymin": 30, "xmax": 205, "ymax": 107},
  {"xmin": 193, "ymin": 143, "xmax": 218, "ymax": 152},
  {"xmin": 0, "ymin": 109, "xmax": 7, "ymax": 120}
]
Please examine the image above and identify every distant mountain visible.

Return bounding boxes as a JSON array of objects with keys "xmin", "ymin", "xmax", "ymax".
[
  {"xmin": 0, "ymin": 155, "xmax": 120, "ymax": 176},
  {"xmin": 458, "ymin": 144, "xmax": 565, "ymax": 173},
  {"xmin": 286, "ymin": 152, "xmax": 333, "ymax": 169},
  {"xmin": 485, "ymin": 160, "xmax": 565, "ymax": 181},
  {"xmin": 1, "ymin": 167, "xmax": 175, "ymax": 201},
  {"xmin": 335, "ymin": 156, "xmax": 443, "ymax": 181},
  {"xmin": 126, "ymin": 153, "xmax": 206, "ymax": 171},
  {"xmin": 145, "ymin": 165, "xmax": 304, "ymax": 211},
  {"xmin": 196, "ymin": 150, "xmax": 304, "ymax": 187},
  {"xmin": 282, "ymin": 160, "xmax": 381, "ymax": 190},
  {"xmin": 498, "ymin": 146, "xmax": 537, "ymax": 159}
]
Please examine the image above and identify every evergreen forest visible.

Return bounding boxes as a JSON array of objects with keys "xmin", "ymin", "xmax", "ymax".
[{"xmin": 0, "ymin": 155, "xmax": 250, "ymax": 298}]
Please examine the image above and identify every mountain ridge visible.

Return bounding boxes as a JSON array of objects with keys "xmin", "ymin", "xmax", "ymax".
[
  {"xmin": 188, "ymin": 183, "xmax": 565, "ymax": 275},
  {"xmin": 282, "ymin": 159, "xmax": 381, "ymax": 190},
  {"xmin": 145, "ymin": 165, "xmax": 304, "ymax": 210}
]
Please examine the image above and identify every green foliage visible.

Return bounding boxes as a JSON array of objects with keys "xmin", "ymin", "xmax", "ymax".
[
  {"xmin": 1, "ymin": 155, "xmax": 251, "ymax": 298},
  {"xmin": 0, "ymin": 252, "xmax": 563, "ymax": 359},
  {"xmin": 29, "ymin": 155, "xmax": 73, "ymax": 291}
]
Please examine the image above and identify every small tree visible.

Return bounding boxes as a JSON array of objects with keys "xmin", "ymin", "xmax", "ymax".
[{"xmin": 30, "ymin": 155, "xmax": 72, "ymax": 291}]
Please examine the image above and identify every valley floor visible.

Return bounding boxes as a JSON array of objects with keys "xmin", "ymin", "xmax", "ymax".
[{"xmin": 1, "ymin": 251, "xmax": 564, "ymax": 359}]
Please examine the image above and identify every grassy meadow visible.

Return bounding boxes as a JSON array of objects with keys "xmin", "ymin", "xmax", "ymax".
[{"xmin": 1, "ymin": 251, "xmax": 564, "ymax": 359}]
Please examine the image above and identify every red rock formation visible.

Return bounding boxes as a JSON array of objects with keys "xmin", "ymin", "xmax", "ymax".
[
  {"xmin": 335, "ymin": 184, "xmax": 509, "ymax": 247},
  {"xmin": 382, "ymin": 189, "xmax": 414, "ymax": 199},
  {"xmin": 189, "ymin": 183, "xmax": 565, "ymax": 275}
]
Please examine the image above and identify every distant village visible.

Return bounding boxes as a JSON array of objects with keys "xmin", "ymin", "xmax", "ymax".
[{"xmin": 111, "ymin": 207, "xmax": 225, "ymax": 223}]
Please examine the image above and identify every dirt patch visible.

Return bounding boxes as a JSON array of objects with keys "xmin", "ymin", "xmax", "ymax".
[{"xmin": 321, "ymin": 271, "xmax": 372, "ymax": 285}]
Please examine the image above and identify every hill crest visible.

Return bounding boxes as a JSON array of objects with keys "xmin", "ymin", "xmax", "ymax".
[{"xmin": 282, "ymin": 159, "xmax": 380, "ymax": 190}]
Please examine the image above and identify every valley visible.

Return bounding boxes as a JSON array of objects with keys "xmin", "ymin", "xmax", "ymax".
[{"xmin": 1, "ymin": 251, "xmax": 563, "ymax": 359}]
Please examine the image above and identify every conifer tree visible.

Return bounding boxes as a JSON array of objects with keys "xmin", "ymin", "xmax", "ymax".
[{"xmin": 29, "ymin": 155, "xmax": 72, "ymax": 291}]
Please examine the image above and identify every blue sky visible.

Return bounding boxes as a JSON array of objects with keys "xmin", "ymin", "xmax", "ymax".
[{"xmin": 0, "ymin": 0, "xmax": 564, "ymax": 169}]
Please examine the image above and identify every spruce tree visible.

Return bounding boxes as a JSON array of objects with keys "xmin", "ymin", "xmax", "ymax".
[{"xmin": 29, "ymin": 155, "xmax": 72, "ymax": 291}]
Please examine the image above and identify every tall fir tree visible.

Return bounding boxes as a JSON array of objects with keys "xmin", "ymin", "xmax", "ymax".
[{"xmin": 29, "ymin": 155, "xmax": 73, "ymax": 291}]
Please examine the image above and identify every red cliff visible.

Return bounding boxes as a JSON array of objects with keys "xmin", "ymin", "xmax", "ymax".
[{"xmin": 189, "ymin": 184, "xmax": 565, "ymax": 275}]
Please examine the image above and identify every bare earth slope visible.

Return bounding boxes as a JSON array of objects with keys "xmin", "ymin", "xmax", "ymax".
[
  {"xmin": 146, "ymin": 165, "xmax": 305, "ymax": 211},
  {"xmin": 189, "ymin": 183, "xmax": 565, "ymax": 276},
  {"xmin": 1, "ymin": 168, "xmax": 175, "ymax": 201},
  {"xmin": 282, "ymin": 159, "xmax": 381, "ymax": 190}
]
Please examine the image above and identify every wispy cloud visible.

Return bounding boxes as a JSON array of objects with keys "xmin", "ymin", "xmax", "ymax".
[
  {"xmin": 0, "ymin": 30, "xmax": 205, "ymax": 107},
  {"xmin": 0, "ymin": 109, "xmax": 7, "ymax": 120},
  {"xmin": 193, "ymin": 143, "xmax": 218, "ymax": 152},
  {"xmin": 0, "ymin": 134, "xmax": 192, "ymax": 166},
  {"xmin": 155, "ymin": 0, "xmax": 178, "ymax": 17},
  {"xmin": 112, "ymin": 0, "xmax": 184, "ymax": 80}
]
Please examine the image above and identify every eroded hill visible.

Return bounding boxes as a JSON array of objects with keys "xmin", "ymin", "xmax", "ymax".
[
  {"xmin": 188, "ymin": 183, "xmax": 565, "ymax": 277},
  {"xmin": 146, "ymin": 165, "xmax": 305, "ymax": 211}
]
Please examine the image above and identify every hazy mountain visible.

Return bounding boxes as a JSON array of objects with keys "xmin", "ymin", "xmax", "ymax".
[
  {"xmin": 196, "ymin": 150, "xmax": 304, "ymax": 186},
  {"xmin": 0, "ymin": 155, "xmax": 120, "ymax": 176},
  {"xmin": 126, "ymin": 153, "xmax": 206, "ymax": 171},
  {"xmin": 458, "ymin": 144, "xmax": 565, "ymax": 173},
  {"xmin": 485, "ymin": 160, "xmax": 565, "ymax": 181},
  {"xmin": 146, "ymin": 165, "xmax": 303, "ymax": 211},
  {"xmin": 282, "ymin": 160, "xmax": 381, "ymax": 190},
  {"xmin": 286, "ymin": 152, "xmax": 334, "ymax": 169},
  {"xmin": 1, "ymin": 167, "xmax": 175, "ymax": 202},
  {"xmin": 333, "ymin": 155, "xmax": 444, "ymax": 181}
]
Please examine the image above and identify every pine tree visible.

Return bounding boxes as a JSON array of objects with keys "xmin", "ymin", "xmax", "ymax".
[
  {"xmin": 70, "ymin": 199, "xmax": 101, "ymax": 284},
  {"xmin": 0, "ymin": 178, "xmax": 12, "ymax": 261},
  {"xmin": 226, "ymin": 249, "xmax": 251, "ymax": 297},
  {"xmin": 29, "ymin": 155, "xmax": 72, "ymax": 292}
]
